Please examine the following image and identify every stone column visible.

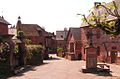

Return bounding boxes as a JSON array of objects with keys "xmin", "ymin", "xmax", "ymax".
[{"xmin": 17, "ymin": 31, "xmax": 26, "ymax": 66}]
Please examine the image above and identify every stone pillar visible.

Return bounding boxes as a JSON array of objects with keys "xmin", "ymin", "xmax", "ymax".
[
  {"xmin": 17, "ymin": 31, "xmax": 26, "ymax": 66},
  {"xmin": 86, "ymin": 47, "xmax": 97, "ymax": 69},
  {"xmin": 86, "ymin": 28, "xmax": 97, "ymax": 69}
]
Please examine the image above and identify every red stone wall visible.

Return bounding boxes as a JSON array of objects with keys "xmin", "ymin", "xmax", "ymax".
[
  {"xmin": 66, "ymin": 34, "xmax": 82, "ymax": 60},
  {"xmin": 26, "ymin": 36, "xmax": 44, "ymax": 45},
  {"xmin": 45, "ymin": 37, "xmax": 57, "ymax": 53},
  {"xmin": 0, "ymin": 23, "xmax": 8, "ymax": 35},
  {"xmin": 75, "ymin": 42, "xmax": 81, "ymax": 54},
  {"xmin": 81, "ymin": 26, "xmax": 120, "ymax": 64},
  {"xmin": 57, "ymin": 40, "xmax": 67, "ymax": 52}
]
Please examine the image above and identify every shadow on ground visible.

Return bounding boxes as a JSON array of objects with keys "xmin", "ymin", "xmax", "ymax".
[
  {"xmin": 80, "ymin": 70, "xmax": 113, "ymax": 77},
  {"xmin": 91, "ymin": 71, "xmax": 113, "ymax": 76},
  {"xmin": 48, "ymin": 56, "xmax": 61, "ymax": 60},
  {"xmin": 14, "ymin": 62, "xmax": 49, "ymax": 76},
  {"xmin": 2, "ymin": 62, "xmax": 49, "ymax": 79}
]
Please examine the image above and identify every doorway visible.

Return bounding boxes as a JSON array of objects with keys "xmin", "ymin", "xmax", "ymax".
[{"xmin": 111, "ymin": 51, "xmax": 117, "ymax": 63}]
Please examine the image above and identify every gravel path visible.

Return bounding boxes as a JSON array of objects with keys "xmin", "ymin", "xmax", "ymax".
[{"xmin": 8, "ymin": 54, "xmax": 120, "ymax": 79}]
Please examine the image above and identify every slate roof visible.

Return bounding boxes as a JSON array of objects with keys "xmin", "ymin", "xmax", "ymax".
[
  {"xmin": 43, "ymin": 31, "xmax": 54, "ymax": 38},
  {"xmin": 56, "ymin": 30, "xmax": 68, "ymax": 40},
  {"xmin": 19, "ymin": 24, "xmax": 44, "ymax": 36},
  {"xmin": 67, "ymin": 28, "xmax": 81, "ymax": 41},
  {"xmin": 0, "ymin": 16, "xmax": 10, "ymax": 25},
  {"xmin": 18, "ymin": 23, "xmax": 54, "ymax": 38},
  {"xmin": 80, "ymin": 0, "xmax": 120, "ymax": 27}
]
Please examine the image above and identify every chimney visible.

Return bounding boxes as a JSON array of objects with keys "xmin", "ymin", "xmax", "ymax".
[
  {"xmin": 16, "ymin": 16, "xmax": 22, "ymax": 31},
  {"xmin": 94, "ymin": 2, "xmax": 101, "ymax": 9}
]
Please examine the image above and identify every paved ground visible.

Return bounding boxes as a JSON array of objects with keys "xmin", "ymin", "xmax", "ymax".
[{"xmin": 8, "ymin": 54, "xmax": 120, "ymax": 79}]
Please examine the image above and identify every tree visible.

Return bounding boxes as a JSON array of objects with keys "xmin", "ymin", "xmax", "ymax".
[{"xmin": 78, "ymin": 1, "xmax": 120, "ymax": 36}]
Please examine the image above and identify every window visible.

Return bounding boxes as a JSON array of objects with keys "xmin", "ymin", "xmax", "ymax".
[
  {"xmin": 70, "ymin": 43, "xmax": 74, "ymax": 52},
  {"xmin": 112, "ymin": 46, "xmax": 117, "ymax": 49},
  {"xmin": 97, "ymin": 46, "xmax": 100, "ymax": 56},
  {"xmin": 61, "ymin": 35, "xmax": 63, "ymax": 38}
]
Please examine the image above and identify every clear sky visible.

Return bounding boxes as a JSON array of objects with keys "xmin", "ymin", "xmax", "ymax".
[{"xmin": 0, "ymin": 0, "xmax": 111, "ymax": 33}]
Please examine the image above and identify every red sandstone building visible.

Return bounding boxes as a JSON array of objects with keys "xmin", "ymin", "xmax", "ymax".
[
  {"xmin": 81, "ymin": 26, "xmax": 120, "ymax": 64},
  {"xmin": 44, "ymin": 32, "xmax": 57, "ymax": 54},
  {"xmin": 16, "ymin": 16, "xmax": 45, "ymax": 45},
  {"xmin": 0, "ymin": 16, "xmax": 10, "ymax": 35},
  {"xmin": 0, "ymin": 16, "xmax": 13, "ymax": 41},
  {"xmin": 66, "ymin": 28, "xmax": 81, "ymax": 60},
  {"xmin": 80, "ymin": 0, "xmax": 120, "ymax": 64},
  {"xmin": 56, "ymin": 28, "xmax": 68, "ymax": 53},
  {"xmin": 16, "ymin": 16, "xmax": 56, "ymax": 59}
]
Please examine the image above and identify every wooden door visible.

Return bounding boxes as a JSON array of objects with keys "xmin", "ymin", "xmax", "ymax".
[{"xmin": 111, "ymin": 51, "xmax": 117, "ymax": 63}]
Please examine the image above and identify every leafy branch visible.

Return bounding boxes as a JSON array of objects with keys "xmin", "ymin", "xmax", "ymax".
[{"xmin": 79, "ymin": 1, "xmax": 120, "ymax": 36}]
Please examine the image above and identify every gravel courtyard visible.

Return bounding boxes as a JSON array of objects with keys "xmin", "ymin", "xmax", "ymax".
[{"xmin": 8, "ymin": 54, "xmax": 120, "ymax": 79}]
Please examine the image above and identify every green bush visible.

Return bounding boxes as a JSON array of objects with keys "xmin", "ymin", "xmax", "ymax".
[
  {"xmin": 0, "ymin": 43, "xmax": 12, "ymax": 78},
  {"xmin": 57, "ymin": 47, "xmax": 63, "ymax": 57},
  {"xmin": 57, "ymin": 47, "xmax": 63, "ymax": 53},
  {"xmin": 26, "ymin": 45, "xmax": 43, "ymax": 65},
  {"xmin": 25, "ymin": 39, "xmax": 32, "ymax": 45}
]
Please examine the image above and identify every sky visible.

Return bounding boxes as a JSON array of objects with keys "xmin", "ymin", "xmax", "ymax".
[{"xmin": 0, "ymin": 0, "xmax": 111, "ymax": 33}]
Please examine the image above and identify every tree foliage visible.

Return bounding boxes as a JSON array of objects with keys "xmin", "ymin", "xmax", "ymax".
[
  {"xmin": 57, "ymin": 47, "xmax": 63, "ymax": 53},
  {"xmin": 80, "ymin": 1, "xmax": 120, "ymax": 36}
]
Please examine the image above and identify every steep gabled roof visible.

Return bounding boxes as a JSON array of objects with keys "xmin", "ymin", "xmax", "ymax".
[
  {"xmin": 0, "ymin": 16, "xmax": 10, "ymax": 25},
  {"xmin": 67, "ymin": 28, "xmax": 81, "ymax": 41},
  {"xmin": 19, "ymin": 24, "xmax": 44, "ymax": 36}
]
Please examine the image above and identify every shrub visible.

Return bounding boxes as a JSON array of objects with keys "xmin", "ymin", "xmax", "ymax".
[
  {"xmin": 57, "ymin": 47, "xmax": 63, "ymax": 53},
  {"xmin": 26, "ymin": 45, "xmax": 43, "ymax": 65},
  {"xmin": 57, "ymin": 47, "xmax": 63, "ymax": 57},
  {"xmin": 0, "ymin": 42, "xmax": 12, "ymax": 78},
  {"xmin": 25, "ymin": 39, "xmax": 32, "ymax": 45}
]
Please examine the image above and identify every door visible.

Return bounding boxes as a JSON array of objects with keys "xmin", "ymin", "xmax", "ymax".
[{"xmin": 111, "ymin": 51, "xmax": 117, "ymax": 63}]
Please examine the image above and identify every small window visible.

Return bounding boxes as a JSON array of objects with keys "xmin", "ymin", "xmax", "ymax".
[
  {"xmin": 61, "ymin": 35, "xmax": 63, "ymax": 38},
  {"xmin": 112, "ymin": 46, "xmax": 116, "ymax": 49}
]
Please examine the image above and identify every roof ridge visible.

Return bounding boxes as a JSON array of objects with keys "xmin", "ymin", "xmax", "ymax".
[{"xmin": 0, "ymin": 16, "xmax": 10, "ymax": 25}]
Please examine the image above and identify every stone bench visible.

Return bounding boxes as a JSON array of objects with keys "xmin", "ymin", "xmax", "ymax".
[{"xmin": 97, "ymin": 63, "xmax": 110, "ymax": 72}]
